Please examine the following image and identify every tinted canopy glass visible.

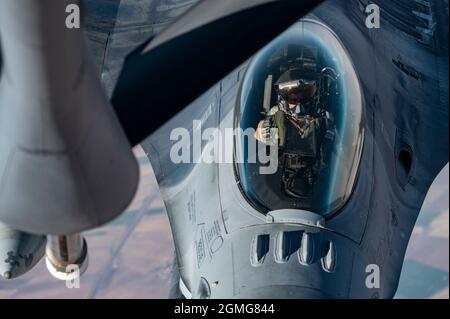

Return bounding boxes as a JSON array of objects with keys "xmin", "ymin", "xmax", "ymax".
[{"xmin": 235, "ymin": 20, "xmax": 364, "ymax": 216}]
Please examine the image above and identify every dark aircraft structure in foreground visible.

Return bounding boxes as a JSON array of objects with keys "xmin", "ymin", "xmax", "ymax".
[{"xmin": 0, "ymin": 0, "xmax": 448, "ymax": 298}]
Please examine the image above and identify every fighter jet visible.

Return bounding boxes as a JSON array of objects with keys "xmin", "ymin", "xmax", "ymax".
[{"xmin": 0, "ymin": 0, "xmax": 448, "ymax": 299}]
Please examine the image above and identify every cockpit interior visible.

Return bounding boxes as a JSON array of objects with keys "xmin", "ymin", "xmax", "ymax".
[{"xmin": 235, "ymin": 20, "xmax": 365, "ymax": 217}]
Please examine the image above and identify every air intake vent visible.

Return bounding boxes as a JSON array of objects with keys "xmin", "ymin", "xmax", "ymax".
[
  {"xmin": 274, "ymin": 231, "xmax": 302, "ymax": 263},
  {"xmin": 298, "ymin": 232, "xmax": 315, "ymax": 265},
  {"xmin": 321, "ymin": 241, "xmax": 337, "ymax": 273},
  {"xmin": 250, "ymin": 234, "xmax": 270, "ymax": 266}
]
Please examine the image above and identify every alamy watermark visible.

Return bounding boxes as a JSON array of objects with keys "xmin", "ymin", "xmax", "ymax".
[
  {"xmin": 170, "ymin": 121, "xmax": 279, "ymax": 175},
  {"xmin": 65, "ymin": 4, "xmax": 80, "ymax": 29},
  {"xmin": 366, "ymin": 4, "xmax": 380, "ymax": 29},
  {"xmin": 65, "ymin": 2, "xmax": 380, "ymax": 30},
  {"xmin": 65, "ymin": 264, "xmax": 81, "ymax": 289},
  {"xmin": 365, "ymin": 264, "xmax": 380, "ymax": 289}
]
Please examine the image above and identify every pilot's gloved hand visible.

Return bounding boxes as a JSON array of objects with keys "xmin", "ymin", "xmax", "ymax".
[
  {"xmin": 255, "ymin": 120, "xmax": 266, "ymax": 143},
  {"xmin": 255, "ymin": 119, "xmax": 279, "ymax": 146}
]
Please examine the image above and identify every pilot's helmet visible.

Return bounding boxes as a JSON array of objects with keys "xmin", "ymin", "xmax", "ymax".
[{"xmin": 276, "ymin": 68, "xmax": 317, "ymax": 105}]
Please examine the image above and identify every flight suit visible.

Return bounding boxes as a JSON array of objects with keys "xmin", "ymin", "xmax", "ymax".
[{"xmin": 267, "ymin": 103, "xmax": 304, "ymax": 148}]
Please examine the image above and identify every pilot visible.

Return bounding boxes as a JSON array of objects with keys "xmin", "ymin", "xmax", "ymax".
[{"xmin": 255, "ymin": 68, "xmax": 318, "ymax": 148}]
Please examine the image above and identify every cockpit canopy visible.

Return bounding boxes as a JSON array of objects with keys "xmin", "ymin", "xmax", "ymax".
[{"xmin": 234, "ymin": 20, "xmax": 364, "ymax": 217}]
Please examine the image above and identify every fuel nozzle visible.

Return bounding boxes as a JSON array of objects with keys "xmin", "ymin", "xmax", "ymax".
[{"xmin": 45, "ymin": 233, "xmax": 88, "ymax": 281}]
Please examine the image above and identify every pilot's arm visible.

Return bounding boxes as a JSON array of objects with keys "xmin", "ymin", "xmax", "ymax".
[
  {"xmin": 274, "ymin": 109, "xmax": 286, "ymax": 148},
  {"xmin": 255, "ymin": 106, "xmax": 286, "ymax": 148}
]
